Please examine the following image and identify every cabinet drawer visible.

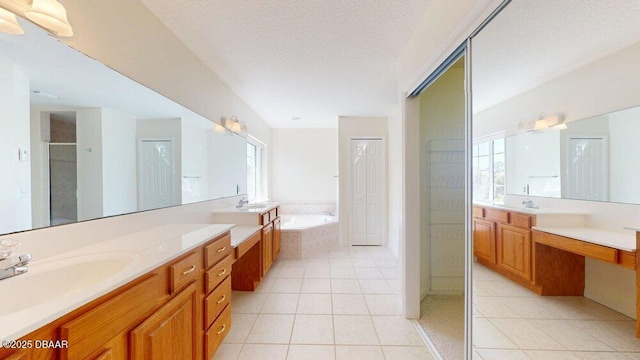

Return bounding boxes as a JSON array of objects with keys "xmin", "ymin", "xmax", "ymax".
[
  {"xmin": 205, "ymin": 255, "xmax": 233, "ymax": 294},
  {"xmin": 473, "ymin": 207, "xmax": 484, "ymax": 218},
  {"xmin": 261, "ymin": 212, "xmax": 270, "ymax": 225},
  {"xmin": 510, "ymin": 213, "xmax": 532, "ymax": 229},
  {"xmin": 204, "ymin": 233, "xmax": 232, "ymax": 269},
  {"xmin": 269, "ymin": 209, "xmax": 277, "ymax": 221},
  {"xmin": 60, "ymin": 275, "xmax": 162, "ymax": 359},
  {"xmin": 205, "ymin": 305, "xmax": 232, "ymax": 360},
  {"xmin": 485, "ymin": 209, "xmax": 509, "ymax": 223},
  {"xmin": 170, "ymin": 252, "xmax": 200, "ymax": 294},
  {"xmin": 205, "ymin": 277, "xmax": 232, "ymax": 329}
]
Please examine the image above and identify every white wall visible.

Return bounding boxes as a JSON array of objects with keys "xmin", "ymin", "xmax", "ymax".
[
  {"xmin": 0, "ymin": 56, "xmax": 31, "ymax": 234},
  {"xmin": 76, "ymin": 108, "xmax": 103, "ymax": 221},
  {"xmin": 101, "ymin": 108, "xmax": 137, "ymax": 216},
  {"xmin": 338, "ymin": 117, "xmax": 388, "ymax": 245},
  {"xmin": 181, "ymin": 119, "xmax": 212, "ymax": 204},
  {"xmin": 474, "ymin": 40, "xmax": 640, "ymax": 318},
  {"xmin": 271, "ymin": 129, "xmax": 338, "ymax": 202}
]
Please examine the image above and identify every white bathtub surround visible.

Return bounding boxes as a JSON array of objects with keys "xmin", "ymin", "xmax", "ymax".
[
  {"xmin": 277, "ymin": 201, "xmax": 337, "ymax": 216},
  {"xmin": 280, "ymin": 214, "xmax": 339, "ymax": 260}
]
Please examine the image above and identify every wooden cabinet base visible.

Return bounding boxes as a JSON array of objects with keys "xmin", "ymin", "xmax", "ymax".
[{"xmin": 205, "ymin": 305, "xmax": 232, "ymax": 359}]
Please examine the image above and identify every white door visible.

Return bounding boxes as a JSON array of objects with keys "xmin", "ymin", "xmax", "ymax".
[
  {"xmin": 139, "ymin": 140, "xmax": 175, "ymax": 211},
  {"xmin": 350, "ymin": 138, "xmax": 385, "ymax": 246},
  {"xmin": 567, "ymin": 137, "xmax": 607, "ymax": 201}
]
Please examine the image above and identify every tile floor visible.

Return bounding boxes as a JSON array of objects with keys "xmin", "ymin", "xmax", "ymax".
[
  {"xmin": 214, "ymin": 245, "xmax": 434, "ymax": 360},
  {"xmin": 473, "ymin": 262, "xmax": 640, "ymax": 360}
]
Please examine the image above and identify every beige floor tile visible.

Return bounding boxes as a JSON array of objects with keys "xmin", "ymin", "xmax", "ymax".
[
  {"xmin": 246, "ymin": 314, "xmax": 295, "ymax": 344},
  {"xmin": 212, "ymin": 344, "xmax": 243, "ymax": 360},
  {"xmin": 331, "ymin": 279, "xmax": 362, "ymax": 294},
  {"xmin": 333, "ymin": 315, "xmax": 379, "ymax": 345},
  {"xmin": 332, "ymin": 294, "xmax": 369, "ymax": 315},
  {"xmin": 271, "ymin": 278, "xmax": 303, "ymax": 293},
  {"xmin": 330, "ymin": 257, "xmax": 353, "ymax": 267},
  {"xmin": 359, "ymin": 279, "xmax": 394, "ymax": 294},
  {"xmin": 524, "ymin": 350, "xmax": 581, "ymax": 360},
  {"xmin": 278, "ymin": 266, "xmax": 306, "ymax": 278},
  {"xmin": 302, "ymin": 257, "xmax": 330, "ymax": 267},
  {"xmin": 528, "ymin": 319, "xmax": 615, "ymax": 351},
  {"xmin": 238, "ymin": 344, "xmax": 289, "ymax": 360},
  {"xmin": 475, "ymin": 279, "xmax": 537, "ymax": 297},
  {"xmin": 297, "ymin": 294, "xmax": 333, "ymax": 314},
  {"xmin": 232, "ymin": 292, "xmax": 269, "ymax": 314},
  {"xmin": 261, "ymin": 293, "xmax": 300, "ymax": 314},
  {"xmin": 382, "ymin": 346, "xmax": 435, "ymax": 360},
  {"xmin": 335, "ymin": 345, "xmax": 385, "ymax": 360},
  {"xmin": 569, "ymin": 320, "xmax": 640, "ymax": 352},
  {"xmin": 285, "ymin": 259, "xmax": 308, "ymax": 267},
  {"xmin": 304, "ymin": 266, "xmax": 331, "ymax": 279},
  {"xmin": 498, "ymin": 296, "xmax": 562, "ymax": 319},
  {"xmin": 287, "ymin": 345, "xmax": 335, "ymax": 360},
  {"xmin": 355, "ymin": 267, "xmax": 384, "ymax": 279},
  {"xmin": 373, "ymin": 258, "xmax": 399, "ymax": 267},
  {"xmin": 371, "ymin": 316, "xmax": 426, "ymax": 346},
  {"xmin": 349, "ymin": 249, "xmax": 373, "ymax": 258},
  {"xmin": 490, "ymin": 318, "xmax": 565, "ymax": 350},
  {"xmin": 622, "ymin": 353, "xmax": 640, "ymax": 360},
  {"xmin": 472, "ymin": 317, "xmax": 518, "ymax": 349},
  {"xmin": 255, "ymin": 276, "xmax": 276, "ymax": 293},
  {"xmin": 290, "ymin": 315, "xmax": 335, "ymax": 344},
  {"xmin": 473, "ymin": 296, "xmax": 520, "ymax": 318},
  {"xmin": 574, "ymin": 352, "xmax": 633, "ymax": 360},
  {"xmin": 301, "ymin": 278, "xmax": 332, "ymax": 293},
  {"xmin": 222, "ymin": 313, "xmax": 258, "ymax": 344},
  {"xmin": 351, "ymin": 258, "xmax": 378, "ymax": 268},
  {"xmin": 368, "ymin": 249, "xmax": 397, "ymax": 259},
  {"xmin": 330, "ymin": 267, "xmax": 357, "ymax": 279},
  {"xmin": 476, "ymin": 349, "xmax": 532, "ymax": 360},
  {"xmin": 364, "ymin": 294, "xmax": 402, "ymax": 315},
  {"xmin": 379, "ymin": 267, "xmax": 399, "ymax": 280}
]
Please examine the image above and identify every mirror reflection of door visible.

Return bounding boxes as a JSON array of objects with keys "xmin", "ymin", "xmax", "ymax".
[
  {"xmin": 47, "ymin": 112, "xmax": 78, "ymax": 226},
  {"xmin": 567, "ymin": 137, "xmax": 608, "ymax": 201},
  {"xmin": 139, "ymin": 140, "xmax": 175, "ymax": 211}
]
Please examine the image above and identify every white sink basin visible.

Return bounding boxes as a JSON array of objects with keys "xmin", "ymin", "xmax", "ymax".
[{"xmin": 0, "ymin": 252, "xmax": 139, "ymax": 316}]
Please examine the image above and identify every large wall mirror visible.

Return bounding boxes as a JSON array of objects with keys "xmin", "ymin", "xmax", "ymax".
[{"xmin": 0, "ymin": 21, "xmax": 247, "ymax": 235}]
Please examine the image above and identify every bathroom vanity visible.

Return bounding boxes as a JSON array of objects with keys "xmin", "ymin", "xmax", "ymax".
[{"xmin": 473, "ymin": 204, "xmax": 640, "ymax": 337}]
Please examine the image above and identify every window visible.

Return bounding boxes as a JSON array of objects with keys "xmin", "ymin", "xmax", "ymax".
[
  {"xmin": 246, "ymin": 137, "xmax": 264, "ymax": 201},
  {"xmin": 473, "ymin": 136, "xmax": 505, "ymax": 203}
]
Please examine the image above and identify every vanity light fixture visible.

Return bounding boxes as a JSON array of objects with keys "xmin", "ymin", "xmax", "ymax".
[
  {"xmin": 520, "ymin": 113, "xmax": 566, "ymax": 132},
  {"xmin": 0, "ymin": 0, "xmax": 72, "ymax": 37},
  {"xmin": 221, "ymin": 116, "xmax": 247, "ymax": 136},
  {"xmin": 25, "ymin": 0, "xmax": 73, "ymax": 36},
  {"xmin": 0, "ymin": 6, "xmax": 24, "ymax": 34}
]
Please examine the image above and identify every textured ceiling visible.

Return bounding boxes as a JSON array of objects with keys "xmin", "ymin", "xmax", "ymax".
[
  {"xmin": 140, "ymin": 0, "xmax": 430, "ymax": 128},
  {"xmin": 472, "ymin": 0, "xmax": 640, "ymax": 114}
]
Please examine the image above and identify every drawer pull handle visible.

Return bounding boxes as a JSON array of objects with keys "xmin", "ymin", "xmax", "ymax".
[
  {"xmin": 182, "ymin": 265, "xmax": 196, "ymax": 275},
  {"xmin": 217, "ymin": 246, "xmax": 227, "ymax": 253},
  {"xmin": 217, "ymin": 325, "xmax": 226, "ymax": 335},
  {"xmin": 216, "ymin": 295, "xmax": 226, "ymax": 304},
  {"xmin": 217, "ymin": 268, "xmax": 227, "ymax": 277}
]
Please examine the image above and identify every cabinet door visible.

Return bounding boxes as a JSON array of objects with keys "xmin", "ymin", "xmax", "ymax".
[
  {"xmin": 262, "ymin": 223, "xmax": 274, "ymax": 274},
  {"xmin": 473, "ymin": 218, "xmax": 496, "ymax": 263},
  {"xmin": 130, "ymin": 283, "xmax": 199, "ymax": 360},
  {"xmin": 273, "ymin": 218, "xmax": 281, "ymax": 260},
  {"xmin": 497, "ymin": 224, "xmax": 532, "ymax": 281}
]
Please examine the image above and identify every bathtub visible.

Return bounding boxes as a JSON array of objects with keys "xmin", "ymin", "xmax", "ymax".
[{"xmin": 279, "ymin": 214, "xmax": 339, "ymax": 259}]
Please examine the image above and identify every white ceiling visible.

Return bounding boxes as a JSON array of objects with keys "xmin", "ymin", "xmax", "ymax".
[
  {"xmin": 139, "ymin": 0, "xmax": 430, "ymax": 128},
  {"xmin": 472, "ymin": 0, "xmax": 640, "ymax": 114}
]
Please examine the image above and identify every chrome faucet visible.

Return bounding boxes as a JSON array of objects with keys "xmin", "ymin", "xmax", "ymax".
[
  {"xmin": 521, "ymin": 197, "xmax": 538, "ymax": 208},
  {"xmin": 0, "ymin": 253, "xmax": 32, "ymax": 281},
  {"xmin": 323, "ymin": 211, "xmax": 334, "ymax": 216},
  {"xmin": 236, "ymin": 196, "xmax": 249, "ymax": 209}
]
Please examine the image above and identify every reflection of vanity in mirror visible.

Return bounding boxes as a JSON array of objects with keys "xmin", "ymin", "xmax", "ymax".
[
  {"xmin": 471, "ymin": 0, "xmax": 640, "ymax": 353},
  {"xmin": 506, "ymin": 105, "xmax": 640, "ymax": 204},
  {"xmin": 0, "ymin": 22, "xmax": 247, "ymax": 235}
]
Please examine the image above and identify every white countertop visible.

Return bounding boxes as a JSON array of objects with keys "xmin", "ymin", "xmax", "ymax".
[
  {"xmin": 212, "ymin": 201, "xmax": 280, "ymax": 215},
  {"xmin": 230, "ymin": 226, "xmax": 263, "ymax": 247},
  {"xmin": 533, "ymin": 226, "xmax": 636, "ymax": 252},
  {"xmin": 0, "ymin": 223, "xmax": 234, "ymax": 342},
  {"xmin": 474, "ymin": 202, "xmax": 589, "ymax": 215}
]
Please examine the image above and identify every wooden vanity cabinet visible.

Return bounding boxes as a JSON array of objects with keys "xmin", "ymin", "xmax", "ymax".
[
  {"xmin": 262, "ymin": 223, "xmax": 274, "ymax": 274},
  {"xmin": 273, "ymin": 217, "xmax": 281, "ymax": 259},
  {"xmin": 473, "ymin": 206, "xmax": 536, "ymax": 289},
  {"xmin": 258, "ymin": 206, "xmax": 281, "ymax": 276},
  {"xmin": 0, "ymin": 231, "xmax": 232, "ymax": 360}
]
